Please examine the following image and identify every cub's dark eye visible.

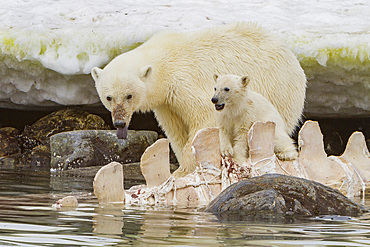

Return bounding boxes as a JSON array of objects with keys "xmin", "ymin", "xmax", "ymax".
[
  {"xmin": 126, "ymin": 94, "xmax": 132, "ymax": 100},
  {"xmin": 224, "ymin": 87, "xmax": 230, "ymax": 91},
  {"xmin": 106, "ymin": 96, "xmax": 112, "ymax": 101},
  {"xmin": 214, "ymin": 87, "xmax": 217, "ymax": 91}
]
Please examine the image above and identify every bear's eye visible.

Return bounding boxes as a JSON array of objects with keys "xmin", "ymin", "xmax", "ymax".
[
  {"xmin": 126, "ymin": 94, "xmax": 132, "ymax": 100},
  {"xmin": 224, "ymin": 87, "xmax": 230, "ymax": 91},
  {"xmin": 106, "ymin": 96, "xmax": 112, "ymax": 101},
  {"xmin": 214, "ymin": 87, "xmax": 217, "ymax": 91}
]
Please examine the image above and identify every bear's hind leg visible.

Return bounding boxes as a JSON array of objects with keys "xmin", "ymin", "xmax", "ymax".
[
  {"xmin": 274, "ymin": 131, "xmax": 298, "ymax": 161},
  {"xmin": 172, "ymin": 141, "xmax": 197, "ymax": 178},
  {"xmin": 174, "ymin": 123, "xmax": 214, "ymax": 178}
]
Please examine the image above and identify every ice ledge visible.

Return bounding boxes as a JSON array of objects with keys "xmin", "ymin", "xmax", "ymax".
[{"xmin": 0, "ymin": 42, "xmax": 368, "ymax": 117}]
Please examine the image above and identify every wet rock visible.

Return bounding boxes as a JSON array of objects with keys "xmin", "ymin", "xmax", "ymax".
[
  {"xmin": 0, "ymin": 109, "xmax": 111, "ymax": 170},
  {"xmin": 21, "ymin": 109, "xmax": 110, "ymax": 150},
  {"xmin": 206, "ymin": 174, "xmax": 366, "ymax": 221},
  {"xmin": 19, "ymin": 144, "xmax": 51, "ymax": 171},
  {"xmin": 0, "ymin": 127, "xmax": 21, "ymax": 157},
  {"xmin": 50, "ymin": 130, "xmax": 158, "ymax": 170}
]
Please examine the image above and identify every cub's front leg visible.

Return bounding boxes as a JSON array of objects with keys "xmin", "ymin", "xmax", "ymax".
[
  {"xmin": 232, "ymin": 127, "xmax": 249, "ymax": 165},
  {"xmin": 219, "ymin": 127, "xmax": 233, "ymax": 158}
]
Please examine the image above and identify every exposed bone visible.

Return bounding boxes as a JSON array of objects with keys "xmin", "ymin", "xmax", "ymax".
[
  {"xmin": 247, "ymin": 121, "xmax": 304, "ymax": 178},
  {"xmin": 192, "ymin": 128, "xmax": 221, "ymax": 169},
  {"xmin": 124, "ymin": 138, "xmax": 175, "ymax": 206},
  {"xmin": 190, "ymin": 127, "xmax": 222, "ymax": 199},
  {"xmin": 341, "ymin": 131, "xmax": 370, "ymax": 182},
  {"xmin": 248, "ymin": 121, "xmax": 276, "ymax": 176},
  {"xmin": 221, "ymin": 157, "xmax": 251, "ymax": 190},
  {"xmin": 93, "ymin": 161, "xmax": 125, "ymax": 203},
  {"xmin": 93, "ymin": 121, "xmax": 370, "ymax": 206},
  {"xmin": 140, "ymin": 138, "xmax": 171, "ymax": 188},
  {"xmin": 52, "ymin": 195, "xmax": 78, "ymax": 209},
  {"xmin": 118, "ymin": 129, "xmax": 224, "ymax": 207},
  {"xmin": 298, "ymin": 121, "xmax": 347, "ymax": 188},
  {"xmin": 327, "ymin": 131, "xmax": 370, "ymax": 198}
]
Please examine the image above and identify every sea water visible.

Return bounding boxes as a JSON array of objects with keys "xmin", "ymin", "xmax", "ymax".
[{"xmin": 0, "ymin": 168, "xmax": 369, "ymax": 246}]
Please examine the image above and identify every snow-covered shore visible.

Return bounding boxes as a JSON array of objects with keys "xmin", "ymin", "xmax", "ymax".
[{"xmin": 0, "ymin": 0, "xmax": 369, "ymax": 116}]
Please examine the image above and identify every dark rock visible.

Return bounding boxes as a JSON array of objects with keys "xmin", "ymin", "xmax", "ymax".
[
  {"xmin": 0, "ymin": 145, "xmax": 51, "ymax": 171},
  {"xmin": 0, "ymin": 109, "xmax": 111, "ymax": 170},
  {"xmin": 0, "ymin": 127, "xmax": 21, "ymax": 157},
  {"xmin": 19, "ymin": 145, "xmax": 51, "ymax": 171},
  {"xmin": 50, "ymin": 130, "xmax": 158, "ymax": 170},
  {"xmin": 20, "ymin": 109, "xmax": 110, "ymax": 150},
  {"xmin": 206, "ymin": 174, "xmax": 366, "ymax": 221}
]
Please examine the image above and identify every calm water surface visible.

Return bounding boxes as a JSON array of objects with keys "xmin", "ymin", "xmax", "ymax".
[{"xmin": 0, "ymin": 169, "xmax": 370, "ymax": 246}]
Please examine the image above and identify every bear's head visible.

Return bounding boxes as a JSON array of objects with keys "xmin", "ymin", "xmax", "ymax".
[
  {"xmin": 211, "ymin": 74, "xmax": 250, "ymax": 111},
  {"xmin": 91, "ymin": 63, "xmax": 153, "ymax": 139}
]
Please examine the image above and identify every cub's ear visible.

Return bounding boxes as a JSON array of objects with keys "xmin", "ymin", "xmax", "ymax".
[
  {"xmin": 213, "ymin": 74, "xmax": 219, "ymax": 82},
  {"xmin": 91, "ymin": 67, "xmax": 102, "ymax": 82},
  {"xmin": 139, "ymin": 65, "xmax": 153, "ymax": 79},
  {"xmin": 241, "ymin": 76, "xmax": 250, "ymax": 87}
]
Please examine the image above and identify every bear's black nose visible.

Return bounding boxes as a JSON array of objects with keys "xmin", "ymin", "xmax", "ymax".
[
  {"xmin": 211, "ymin": 97, "xmax": 218, "ymax": 104},
  {"xmin": 114, "ymin": 120, "xmax": 126, "ymax": 129}
]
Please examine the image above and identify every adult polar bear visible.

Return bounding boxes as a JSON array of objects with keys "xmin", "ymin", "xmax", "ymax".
[{"xmin": 91, "ymin": 22, "xmax": 307, "ymax": 178}]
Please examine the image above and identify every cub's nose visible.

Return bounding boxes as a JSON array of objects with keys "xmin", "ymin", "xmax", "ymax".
[
  {"xmin": 113, "ymin": 120, "xmax": 126, "ymax": 129},
  {"xmin": 211, "ymin": 97, "xmax": 218, "ymax": 104}
]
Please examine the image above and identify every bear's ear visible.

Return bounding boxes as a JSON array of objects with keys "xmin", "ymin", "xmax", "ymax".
[
  {"xmin": 213, "ymin": 74, "xmax": 219, "ymax": 82},
  {"xmin": 241, "ymin": 76, "xmax": 250, "ymax": 87},
  {"xmin": 139, "ymin": 65, "xmax": 153, "ymax": 79},
  {"xmin": 91, "ymin": 67, "xmax": 102, "ymax": 82}
]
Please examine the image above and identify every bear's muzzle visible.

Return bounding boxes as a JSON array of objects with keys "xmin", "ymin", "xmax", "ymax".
[
  {"xmin": 112, "ymin": 105, "xmax": 129, "ymax": 139},
  {"xmin": 215, "ymin": 103, "xmax": 225, "ymax": 111},
  {"xmin": 211, "ymin": 96, "xmax": 225, "ymax": 111}
]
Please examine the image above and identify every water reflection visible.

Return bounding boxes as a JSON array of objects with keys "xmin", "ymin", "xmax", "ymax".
[{"xmin": 93, "ymin": 205, "xmax": 125, "ymax": 235}]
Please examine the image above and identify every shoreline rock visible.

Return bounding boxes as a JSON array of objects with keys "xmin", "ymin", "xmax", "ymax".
[
  {"xmin": 50, "ymin": 129, "xmax": 158, "ymax": 170},
  {"xmin": 0, "ymin": 109, "xmax": 112, "ymax": 170},
  {"xmin": 205, "ymin": 173, "xmax": 367, "ymax": 221}
]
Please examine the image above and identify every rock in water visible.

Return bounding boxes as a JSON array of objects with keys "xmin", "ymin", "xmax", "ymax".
[
  {"xmin": 0, "ymin": 127, "xmax": 21, "ymax": 157},
  {"xmin": 52, "ymin": 196, "xmax": 78, "ymax": 209},
  {"xmin": 205, "ymin": 174, "xmax": 366, "ymax": 221},
  {"xmin": 0, "ymin": 109, "xmax": 111, "ymax": 170},
  {"xmin": 21, "ymin": 109, "xmax": 110, "ymax": 150},
  {"xmin": 50, "ymin": 130, "xmax": 158, "ymax": 170}
]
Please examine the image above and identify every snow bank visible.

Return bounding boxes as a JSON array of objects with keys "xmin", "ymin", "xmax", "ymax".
[{"xmin": 0, "ymin": 0, "xmax": 369, "ymax": 116}]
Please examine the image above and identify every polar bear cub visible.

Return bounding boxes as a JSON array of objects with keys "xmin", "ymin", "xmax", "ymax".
[{"xmin": 211, "ymin": 74, "xmax": 298, "ymax": 164}]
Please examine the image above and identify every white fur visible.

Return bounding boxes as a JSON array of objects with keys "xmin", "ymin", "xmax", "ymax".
[
  {"xmin": 91, "ymin": 22, "xmax": 306, "ymax": 177},
  {"xmin": 213, "ymin": 74, "xmax": 298, "ymax": 164}
]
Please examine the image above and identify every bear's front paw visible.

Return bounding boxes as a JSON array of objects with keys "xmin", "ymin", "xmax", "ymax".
[
  {"xmin": 221, "ymin": 146, "xmax": 233, "ymax": 158},
  {"xmin": 276, "ymin": 149, "xmax": 298, "ymax": 161}
]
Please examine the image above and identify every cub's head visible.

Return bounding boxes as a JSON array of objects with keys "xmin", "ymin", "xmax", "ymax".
[
  {"xmin": 211, "ymin": 74, "xmax": 250, "ymax": 111},
  {"xmin": 91, "ymin": 62, "xmax": 152, "ymax": 139}
]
